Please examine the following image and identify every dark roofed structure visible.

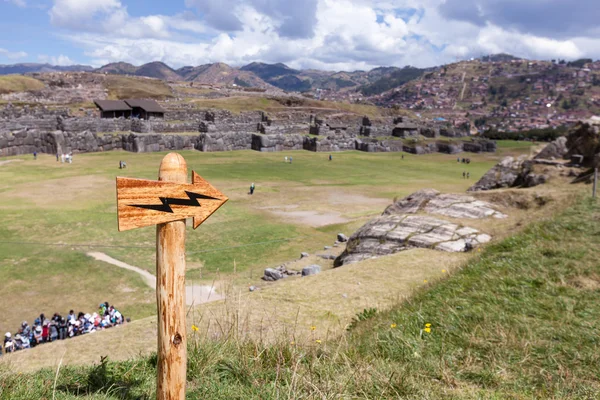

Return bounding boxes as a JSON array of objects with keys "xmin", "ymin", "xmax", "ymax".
[
  {"xmin": 94, "ymin": 100, "xmax": 132, "ymax": 119},
  {"xmin": 93, "ymin": 99, "xmax": 166, "ymax": 120},
  {"xmin": 124, "ymin": 99, "xmax": 165, "ymax": 120}
]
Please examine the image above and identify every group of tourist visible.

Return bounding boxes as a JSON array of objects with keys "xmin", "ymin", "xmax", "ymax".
[
  {"xmin": 55, "ymin": 153, "xmax": 74, "ymax": 163},
  {"xmin": 458, "ymin": 157, "xmax": 472, "ymax": 164},
  {"xmin": 0, "ymin": 303, "xmax": 127, "ymax": 355}
]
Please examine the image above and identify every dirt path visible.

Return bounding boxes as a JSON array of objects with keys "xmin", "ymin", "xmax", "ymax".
[
  {"xmin": 0, "ymin": 159, "xmax": 23, "ymax": 167},
  {"xmin": 87, "ymin": 252, "xmax": 223, "ymax": 305}
]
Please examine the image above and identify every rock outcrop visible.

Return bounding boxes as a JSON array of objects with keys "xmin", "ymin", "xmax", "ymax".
[
  {"xmin": 383, "ymin": 189, "xmax": 440, "ymax": 215},
  {"xmin": 302, "ymin": 265, "xmax": 321, "ymax": 276},
  {"xmin": 334, "ymin": 214, "xmax": 491, "ymax": 266},
  {"xmin": 534, "ymin": 136, "xmax": 568, "ymax": 160},
  {"xmin": 468, "ymin": 156, "xmax": 529, "ymax": 191},
  {"xmin": 262, "ymin": 265, "xmax": 301, "ymax": 281},
  {"xmin": 565, "ymin": 120, "xmax": 600, "ymax": 167},
  {"xmin": 384, "ymin": 189, "xmax": 507, "ymax": 219},
  {"xmin": 335, "ymin": 189, "xmax": 504, "ymax": 267}
]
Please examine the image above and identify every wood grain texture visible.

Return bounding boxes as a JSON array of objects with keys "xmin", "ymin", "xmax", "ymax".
[
  {"xmin": 116, "ymin": 170, "xmax": 228, "ymax": 231},
  {"xmin": 156, "ymin": 153, "xmax": 187, "ymax": 400}
]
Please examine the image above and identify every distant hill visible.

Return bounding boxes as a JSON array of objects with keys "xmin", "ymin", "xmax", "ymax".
[
  {"xmin": 360, "ymin": 66, "xmax": 426, "ymax": 96},
  {"xmin": 95, "ymin": 62, "xmax": 137, "ymax": 75},
  {"xmin": 0, "ymin": 60, "xmax": 405, "ymax": 93},
  {"xmin": 0, "ymin": 63, "xmax": 93, "ymax": 75},
  {"xmin": 134, "ymin": 62, "xmax": 181, "ymax": 81},
  {"xmin": 241, "ymin": 62, "xmax": 312, "ymax": 91},
  {"xmin": 240, "ymin": 62, "xmax": 401, "ymax": 92},
  {"xmin": 185, "ymin": 63, "xmax": 272, "ymax": 88},
  {"xmin": 95, "ymin": 61, "xmax": 181, "ymax": 81}
]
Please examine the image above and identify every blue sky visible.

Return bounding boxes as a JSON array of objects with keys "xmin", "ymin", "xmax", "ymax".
[{"xmin": 1, "ymin": 0, "xmax": 598, "ymax": 70}]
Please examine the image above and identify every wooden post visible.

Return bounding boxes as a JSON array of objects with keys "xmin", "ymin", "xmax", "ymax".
[
  {"xmin": 156, "ymin": 153, "xmax": 187, "ymax": 400},
  {"xmin": 117, "ymin": 153, "xmax": 227, "ymax": 399},
  {"xmin": 594, "ymin": 168, "xmax": 598, "ymax": 199}
]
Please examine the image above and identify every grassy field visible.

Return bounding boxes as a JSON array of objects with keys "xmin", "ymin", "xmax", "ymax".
[
  {"xmin": 0, "ymin": 147, "xmax": 525, "ymax": 337},
  {"xmin": 0, "ymin": 191, "xmax": 597, "ymax": 399},
  {"xmin": 105, "ymin": 76, "xmax": 173, "ymax": 100},
  {"xmin": 0, "ymin": 75, "xmax": 45, "ymax": 94},
  {"xmin": 185, "ymin": 95, "xmax": 403, "ymax": 119}
]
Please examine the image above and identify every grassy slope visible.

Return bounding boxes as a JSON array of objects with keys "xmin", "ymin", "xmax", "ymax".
[
  {"xmin": 185, "ymin": 95, "xmax": 400, "ymax": 118},
  {"xmin": 0, "ymin": 149, "xmax": 510, "ymax": 336},
  {"xmin": 0, "ymin": 75, "xmax": 45, "ymax": 94},
  {"xmin": 105, "ymin": 76, "xmax": 173, "ymax": 100},
  {"xmin": 1, "ymin": 194, "xmax": 598, "ymax": 399}
]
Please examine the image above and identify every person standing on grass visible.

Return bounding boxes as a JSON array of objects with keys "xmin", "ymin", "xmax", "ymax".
[
  {"xmin": 33, "ymin": 151, "xmax": 37, "ymax": 160},
  {"xmin": 3, "ymin": 333, "xmax": 14, "ymax": 353},
  {"xmin": 250, "ymin": 182, "xmax": 255, "ymax": 195},
  {"xmin": 56, "ymin": 153, "xmax": 59, "ymax": 162},
  {"xmin": 58, "ymin": 317, "xmax": 68, "ymax": 340},
  {"xmin": 467, "ymin": 172, "xmax": 470, "ymax": 179},
  {"xmin": 463, "ymin": 171, "xmax": 466, "ymax": 179},
  {"xmin": 41, "ymin": 320, "xmax": 49, "ymax": 343},
  {"xmin": 329, "ymin": 154, "xmax": 332, "ymax": 161},
  {"xmin": 289, "ymin": 156, "xmax": 293, "ymax": 164}
]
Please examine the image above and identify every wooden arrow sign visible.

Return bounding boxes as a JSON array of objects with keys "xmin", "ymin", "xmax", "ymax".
[{"xmin": 117, "ymin": 171, "xmax": 228, "ymax": 231}]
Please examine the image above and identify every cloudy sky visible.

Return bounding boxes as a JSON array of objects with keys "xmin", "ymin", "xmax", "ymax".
[{"xmin": 1, "ymin": 0, "xmax": 598, "ymax": 71}]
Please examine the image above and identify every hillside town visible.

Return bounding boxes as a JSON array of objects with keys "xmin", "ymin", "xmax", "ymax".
[{"xmin": 366, "ymin": 58, "xmax": 600, "ymax": 133}]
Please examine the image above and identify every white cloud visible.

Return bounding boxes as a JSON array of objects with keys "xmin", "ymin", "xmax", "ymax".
[
  {"xmin": 0, "ymin": 48, "xmax": 28, "ymax": 60},
  {"xmin": 49, "ymin": 0, "xmax": 600, "ymax": 71},
  {"xmin": 3, "ymin": 0, "xmax": 26, "ymax": 7},
  {"xmin": 38, "ymin": 54, "xmax": 76, "ymax": 65},
  {"xmin": 49, "ymin": 0, "xmax": 122, "ymax": 28}
]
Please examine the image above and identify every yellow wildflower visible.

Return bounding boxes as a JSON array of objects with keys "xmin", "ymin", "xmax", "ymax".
[
  {"xmin": 390, "ymin": 323, "xmax": 397, "ymax": 329},
  {"xmin": 310, "ymin": 325, "xmax": 316, "ymax": 331},
  {"xmin": 424, "ymin": 280, "xmax": 428, "ymax": 283},
  {"xmin": 290, "ymin": 341, "xmax": 295, "ymax": 345},
  {"xmin": 191, "ymin": 325, "xmax": 199, "ymax": 332},
  {"xmin": 442, "ymin": 269, "xmax": 446, "ymax": 273},
  {"xmin": 424, "ymin": 327, "xmax": 431, "ymax": 333},
  {"xmin": 425, "ymin": 323, "xmax": 431, "ymax": 328},
  {"xmin": 315, "ymin": 339, "xmax": 322, "ymax": 344}
]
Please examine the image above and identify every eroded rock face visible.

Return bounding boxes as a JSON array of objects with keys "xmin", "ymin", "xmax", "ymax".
[
  {"xmin": 383, "ymin": 189, "xmax": 506, "ymax": 219},
  {"xmin": 566, "ymin": 120, "xmax": 600, "ymax": 167},
  {"xmin": 424, "ymin": 194, "xmax": 507, "ymax": 219},
  {"xmin": 334, "ymin": 215, "xmax": 491, "ymax": 266},
  {"xmin": 535, "ymin": 136, "xmax": 568, "ymax": 160},
  {"xmin": 468, "ymin": 156, "xmax": 528, "ymax": 192},
  {"xmin": 383, "ymin": 189, "xmax": 440, "ymax": 215}
]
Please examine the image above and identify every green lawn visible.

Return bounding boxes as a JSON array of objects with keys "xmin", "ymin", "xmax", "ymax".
[
  {"xmin": 0, "ymin": 190, "xmax": 596, "ymax": 399},
  {"xmin": 0, "ymin": 147, "xmax": 511, "ymax": 336}
]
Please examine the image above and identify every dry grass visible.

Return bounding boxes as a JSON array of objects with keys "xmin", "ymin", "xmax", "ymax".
[
  {"xmin": 189, "ymin": 96, "xmax": 280, "ymax": 113},
  {"xmin": 2, "ymin": 247, "xmax": 469, "ymax": 372},
  {"xmin": 0, "ymin": 75, "xmax": 45, "ymax": 94},
  {"xmin": 105, "ymin": 76, "xmax": 173, "ymax": 100}
]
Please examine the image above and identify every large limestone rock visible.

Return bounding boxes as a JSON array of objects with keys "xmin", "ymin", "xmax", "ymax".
[
  {"xmin": 334, "ymin": 215, "xmax": 491, "ymax": 267},
  {"xmin": 424, "ymin": 194, "xmax": 507, "ymax": 219},
  {"xmin": 468, "ymin": 156, "xmax": 528, "ymax": 191},
  {"xmin": 565, "ymin": 120, "xmax": 600, "ymax": 167},
  {"xmin": 383, "ymin": 189, "xmax": 440, "ymax": 215},
  {"xmin": 534, "ymin": 136, "xmax": 568, "ymax": 160},
  {"xmin": 384, "ymin": 189, "xmax": 506, "ymax": 219}
]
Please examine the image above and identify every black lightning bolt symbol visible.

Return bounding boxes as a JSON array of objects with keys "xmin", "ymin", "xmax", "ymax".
[{"xmin": 131, "ymin": 191, "xmax": 220, "ymax": 213}]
